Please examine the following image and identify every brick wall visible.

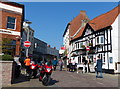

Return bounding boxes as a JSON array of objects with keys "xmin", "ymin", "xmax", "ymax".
[
  {"xmin": 0, "ymin": 5, "xmax": 23, "ymax": 56},
  {"xmin": 0, "ymin": 61, "xmax": 13, "ymax": 87},
  {"xmin": 1, "ymin": 9, "xmax": 22, "ymax": 31}
]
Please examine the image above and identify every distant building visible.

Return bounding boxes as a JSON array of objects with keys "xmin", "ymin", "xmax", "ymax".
[
  {"xmin": 46, "ymin": 45, "xmax": 59, "ymax": 60},
  {"xmin": 63, "ymin": 10, "xmax": 89, "ymax": 63},
  {"xmin": 33, "ymin": 38, "xmax": 59, "ymax": 62},
  {"xmin": 0, "ymin": 2, "xmax": 24, "ymax": 56},
  {"xmin": 33, "ymin": 37, "xmax": 47, "ymax": 62},
  {"xmin": 64, "ymin": 6, "xmax": 120, "ymax": 73}
]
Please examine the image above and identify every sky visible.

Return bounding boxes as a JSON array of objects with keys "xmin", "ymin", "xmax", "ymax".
[{"xmin": 14, "ymin": 2, "xmax": 118, "ymax": 50}]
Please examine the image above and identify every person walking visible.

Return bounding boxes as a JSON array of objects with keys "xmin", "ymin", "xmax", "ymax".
[
  {"xmin": 82, "ymin": 57, "xmax": 87, "ymax": 73},
  {"xmin": 71, "ymin": 58, "xmax": 76, "ymax": 72},
  {"xmin": 58, "ymin": 59, "xmax": 64, "ymax": 71},
  {"xmin": 66, "ymin": 58, "xmax": 69, "ymax": 71},
  {"xmin": 68, "ymin": 59, "xmax": 72, "ymax": 72},
  {"xmin": 95, "ymin": 55, "xmax": 103, "ymax": 78},
  {"xmin": 24, "ymin": 56, "xmax": 31, "ymax": 76},
  {"xmin": 52, "ymin": 57, "xmax": 58, "ymax": 71}
]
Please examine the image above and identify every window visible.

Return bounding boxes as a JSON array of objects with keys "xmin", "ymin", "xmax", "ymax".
[
  {"xmin": 76, "ymin": 43, "xmax": 77, "ymax": 49},
  {"xmin": 101, "ymin": 36, "xmax": 104, "ymax": 43},
  {"xmin": 109, "ymin": 57, "xmax": 113, "ymax": 63},
  {"xmin": 29, "ymin": 31, "xmax": 31, "ymax": 35},
  {"xmin": 97, "ymin": 37, "xmax": 99, "ymax": 43},
  {"xmin": 97, "ymin": 36, "xmax": 104, "ymax": 44},
  {"xmin": 80, "ymin": 42, "xmax": 83, "ymax": 47},
  {"xmin": 78, "ymin": 43, "xmax": 79, "ymax": 49},
  {"xmin": 7, "ymin": 17, "xmax": 16, "ymax": 29}
]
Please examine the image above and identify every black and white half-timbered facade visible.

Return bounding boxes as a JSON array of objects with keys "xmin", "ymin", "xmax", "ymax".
[{"xmin": 69, "ymin": 5, "xmax": 120, "ymax": 73}]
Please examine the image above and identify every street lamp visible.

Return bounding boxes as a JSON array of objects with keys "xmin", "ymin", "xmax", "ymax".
[{"xmin": 23, "ymin": 21, "xmax": 32, "ymax": 57}]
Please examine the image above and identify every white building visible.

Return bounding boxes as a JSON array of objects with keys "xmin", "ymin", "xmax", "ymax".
[
  {"xmin": 70, "ymin": 5, "xmax": 120, "ymax": 73},
  {"xmin": 63, "ymin": 11, "xmax": 89, "ymax": 64},
  {"xmin": 63, "ymin": 24, "xmax": 70, "ymax": 58}
]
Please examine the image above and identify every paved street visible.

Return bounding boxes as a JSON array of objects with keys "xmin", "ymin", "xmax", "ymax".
[{"xmin": 6, "ymin": 68, "xmax": 119, "ymax": 88}]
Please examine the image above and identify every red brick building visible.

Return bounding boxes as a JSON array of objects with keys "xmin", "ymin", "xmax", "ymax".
[{"xmin": 0, "ymin": 2, "xmax": 24, "ymax": 56}]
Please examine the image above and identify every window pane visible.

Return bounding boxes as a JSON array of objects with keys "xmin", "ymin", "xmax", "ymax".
[
  {"xmin": 7, "ymin": 17, "xmax": 16, "ymax": 29},
  {"xmin": 97, "ymin": 37, "xmax": 99, "ymax": 43},
  {"xmin": 76, "ymin": 43, "xmax": 77, "ymax": 49},
  {"xmin": 78, "ymin": 43, "xmax": 79, "ymax": 49},
  {"xmin": 8, "ymin": 17, "xmax": 15, "ymax": 23},
  {"xmin": 109, "ymin": 57, "xmax": 113, "ymax": 63},
  {"xmin": 7, "ymin": 23, "xmax": 15, "ymax": 29},
  {"xmin": 101, "ymin": 37, "xmax": 104, "ymax": 43},
  {"xmin": 80, "ymin": 42, "xmax": 83, "ymax": 46}
]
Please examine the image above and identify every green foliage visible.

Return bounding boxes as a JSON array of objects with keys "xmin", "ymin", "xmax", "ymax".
[
  {"xmin": 0, "ymin": 54, "xmax": 13, "ymax": 61},
  {"xmin": 63, "ymin": 49, "xmax": 67, "ymax": 55},
  {"xmin": 2, "ymin": 38, "xmax": 12, "ymax": 44},
  {"xmin": 2, "ymin": 38, "xmax": 14, "ymax": 54},
  {"xmin": 89, "ymin": 43, "xmax": 93, "ymax": 46}
]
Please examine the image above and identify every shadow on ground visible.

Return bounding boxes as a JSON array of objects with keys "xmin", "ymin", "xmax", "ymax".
[
  {"xmin": 49, "ymin": 78, "xmax": 59, "ymax": 86},
  {"xmin": 12, "ymin": 74, "xmax": 30, "ymax": 84}
]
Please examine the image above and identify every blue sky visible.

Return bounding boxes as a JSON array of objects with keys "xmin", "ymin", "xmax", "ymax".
[{"xmin": 17, "ymin": 2, "xmax": 118, "ymax": 49}]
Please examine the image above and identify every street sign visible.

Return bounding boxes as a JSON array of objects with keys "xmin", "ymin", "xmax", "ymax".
[
  {"xmin": 24, "ymin": 41, "xmax": 31, "ymax": 47},
  {"xmin": 86, "ymin": 46, "xmax": 90, "ymax": 51},
  {"xmin": 61, "ymin": 47, "xmax": 66, "ymax": 50}
]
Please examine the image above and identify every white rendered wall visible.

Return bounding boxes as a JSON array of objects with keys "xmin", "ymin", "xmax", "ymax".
[{"xmin": 111, "ymin": 14, "xmax": 119, "ymax": 72}]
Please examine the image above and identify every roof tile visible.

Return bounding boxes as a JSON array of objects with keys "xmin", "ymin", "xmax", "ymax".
[{"xmin": 71, "ymin": 5, "xmax": 120, "ymax": 41}]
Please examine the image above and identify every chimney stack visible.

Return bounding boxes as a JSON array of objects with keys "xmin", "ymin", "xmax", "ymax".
[
  {"xmin": 80, "ymin": 10, "xmax": 86, "ymax": 16},
  {"xmin": 53, "ymin": 47, "xmax": 56, "ymax": 49},
  {"xmin": 48, "ymin": 45, "xmax": 50, "ymax": 47}
]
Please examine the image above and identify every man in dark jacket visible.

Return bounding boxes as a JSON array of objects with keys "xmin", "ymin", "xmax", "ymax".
[
  {"xmin": 52, "ymin": 57, "xmax": 58, "ymax": 71},
  {"xmin": 95, "ymin": 55, "xmax": 103, "ymax": 78}
]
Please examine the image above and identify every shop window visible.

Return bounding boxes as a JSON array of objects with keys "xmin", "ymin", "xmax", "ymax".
[
  {"xmin": 7, "ymin": 16, "xmax": 16, "ymax": 29},
  {"xmin": 78, "ymin": 57, "xmax": 81, "ymax": 64},
  {"xmin": 80, "ymin": 42, "xmax": 83, "ymax": 48}
]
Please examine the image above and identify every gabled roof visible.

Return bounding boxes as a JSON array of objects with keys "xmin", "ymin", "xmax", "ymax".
[
  {"xmin": 71, "ymin": 26, "xmax": 85, "ymax": 40},
  {"xmin": 69, "ymin": 11, "xmax": 89, "ymax": 37},
  {"xmin": 71, "ymin": 5, "xmax": 120, "ymax": 41},
  {"xmin": 89, "ymin": 5, "xmax": 120, "ymax": 31}
]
